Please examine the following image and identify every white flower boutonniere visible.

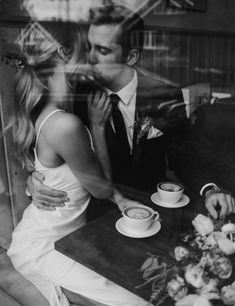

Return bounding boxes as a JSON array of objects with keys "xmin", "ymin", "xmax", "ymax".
[{"xmin": 130, "ymin": 116, "xmax": 163, "ymax": 144}]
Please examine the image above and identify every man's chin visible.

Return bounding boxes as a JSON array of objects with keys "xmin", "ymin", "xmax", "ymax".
[
  {"xmin": 92, "ymin": 73, "xmax": 106, "ymax": 87},
  {"xmin": 91, "ymin": 70, "xmax": 101, "ymax": 80}
]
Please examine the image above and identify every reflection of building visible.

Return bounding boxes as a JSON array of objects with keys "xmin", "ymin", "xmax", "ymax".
[
  {"xmin": 22, "ymin": 0, "xmax": 93, "ymax": 22},
  {"xmin": 21, "ymin": 0, "xmax": 150, "ymax": 22},
  {"xmin": 153, "ymin": 1, "xmax": 185, "ymax": 15},
  {"xmin": 138, "ymin": 0, "xmax": 185, "ymax": 19},
  {"xmin": 14, "ymin": 21, "xmax": 61, "ymax": 80},
  {"xmin": 131, "ymin": 1, "xmax": 235, "ymax": 95},
  {"xmin": 15, "ymin": 21, "xmax": 59, "ymax": 49},
  {"xmin": 133, "ymin": 30, "xmax": 169, "ymax": 51}
]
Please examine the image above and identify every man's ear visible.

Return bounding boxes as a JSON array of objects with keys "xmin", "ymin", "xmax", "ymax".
[
  {"xmin": 126, "ymin": 49, "xmax": 140, "ymax": 66},
  {"xmin": 57, "ymin": 46, "xmax": 71, "ymax": 62}
]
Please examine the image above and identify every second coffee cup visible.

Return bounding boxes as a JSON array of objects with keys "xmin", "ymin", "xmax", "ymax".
[{"xmin": 157, "ymin": 181, "xmax": 184, "ymax": 204}]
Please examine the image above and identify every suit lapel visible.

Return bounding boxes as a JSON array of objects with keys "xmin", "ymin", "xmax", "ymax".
[
  {"xmin": 131, "ymin": 71, "xmax": 161, "ymax": 164},
  {"xmin": 131, "ymin": 73, "xmax": 142, "ymax": 164},
  {"xmin": 131, "ymin": 107, "xmax": 140, "ymax": 163}
]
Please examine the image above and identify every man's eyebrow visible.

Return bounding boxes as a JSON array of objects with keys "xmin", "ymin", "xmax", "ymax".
[{"xmin": 95, "ymin": 44, "xmax": 111, "ymax": 51}]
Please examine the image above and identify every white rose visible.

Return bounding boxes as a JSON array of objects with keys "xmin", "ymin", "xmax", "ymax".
[
  {"xmin": 221, "ymin": 281, "xmax": 235, "ymax": 305},
  {"xmin": 174, "ymin": 246, "xmax": 190, "ymax": 261},
  {"xmin": 218, "ymin": 238, "xmax": 235, "ymax": 255},
  {"xmin": 175, "ymin": 294, "xmax": 199, "ymax": 306},
  {"xmin": 167, "ymin": 276, "xmax": 188, "ymax": 301},
  {"xmin": 175, "ymin": 295, "xmax": 213, "ymax": 306},
  {"xmin": 185, "ymin": 264, "xmax": 208, "ymax": 288},
  {"xmin": 199, "ymin": 278, "xmax": 219, "ymax": 295},
  {"xmin": 205, "ymin": 231, "xmax": 226, "ymax": 247},
  {"xmin": 192, "ymin": 214, "xmax": 214, "ymax": 236},
  {"xmin": 193, "ymin": 296, "xmax": 212, "ymax": 306},
  {"xmin": 221, "ymin": 223, "xmax": 235, "ymax": 234},
  {"xmin": 210, "ymin": 256, "xmax": 232, "ymax": 279}
]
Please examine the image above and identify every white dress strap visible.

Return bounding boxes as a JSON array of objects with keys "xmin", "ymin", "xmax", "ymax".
[
  {"xmin": 85, "ymin": 126, "xmax": 94, "ymax": 151},
  {"xmin": 35, "ymin": 109, "xmax": 65, "ymax": 149}
]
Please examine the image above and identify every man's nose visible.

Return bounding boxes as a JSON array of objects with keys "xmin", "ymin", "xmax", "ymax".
[{"xmin": 89, "ymin": 49, "xmax": 98, "ymax": 65}]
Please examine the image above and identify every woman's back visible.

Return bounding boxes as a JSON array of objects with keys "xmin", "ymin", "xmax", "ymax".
[{"xmin": 13, "ymin": 109, "xmax": 91, "ymax": 242}]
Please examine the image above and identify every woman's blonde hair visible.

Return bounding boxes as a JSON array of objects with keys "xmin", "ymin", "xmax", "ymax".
[{"xmin": 12, "ymin": 22, "xmax": 85, "ymax": 171}]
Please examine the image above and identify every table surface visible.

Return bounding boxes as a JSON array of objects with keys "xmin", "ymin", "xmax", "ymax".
[{"xmin": 55, "ymin": 191, "xmax": 207, "ymax": 302}]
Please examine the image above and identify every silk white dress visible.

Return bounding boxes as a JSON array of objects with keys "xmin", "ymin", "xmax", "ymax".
[{"xmin": 7, "ymin": 110, "xmax": 147, "ymax": 306}]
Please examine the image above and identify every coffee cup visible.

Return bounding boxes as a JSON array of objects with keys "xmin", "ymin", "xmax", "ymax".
[
  {"xmin": 157, "ymin": 181, "xmax": 184, "ymax": 204},
  {"xmin": 122, "ymin": 206, "xmax": 159, "ymax": 232}
]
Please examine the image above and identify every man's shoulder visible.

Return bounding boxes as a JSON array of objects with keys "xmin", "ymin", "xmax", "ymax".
[
  {"xmin": 134, "ymin": 70, "xmax": 186, "ymax": 128},
  {"xmin": 136, "ymin": 70, "xmax": 183, "ymax": 102}
]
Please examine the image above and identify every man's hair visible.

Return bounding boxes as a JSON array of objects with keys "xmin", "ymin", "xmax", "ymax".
[{"xmin": 89, "ymin": 5, "xmax": 145, "ymax": 57}]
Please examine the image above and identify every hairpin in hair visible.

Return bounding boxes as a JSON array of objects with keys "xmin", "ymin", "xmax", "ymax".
[{"xmin": 1, "ymin": 51, "xmax": 27, "ymax": 71}]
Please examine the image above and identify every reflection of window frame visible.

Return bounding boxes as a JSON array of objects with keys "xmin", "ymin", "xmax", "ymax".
[
  {"xmin": 167, "ymin": 0, "xmax": 207, "ymax": 12},
  {"xmin": 153, "ymin": 0, "xmax": 185, "ymax": 15},
  {"xmin": 132, "ymin": 31, "xmax": 169, "ymax": 51},
  {"xmin": 132, "ymin": 31, "xmax": 158, "ymax": 50},
  {"xmin": 0, "ymin": 94, "xmax": 16, "ymax": 227}
]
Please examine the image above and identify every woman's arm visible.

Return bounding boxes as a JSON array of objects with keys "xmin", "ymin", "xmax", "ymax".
[
  {"xmin": 88, "ymin": 91, "xmax": 112, "ymax": 180},
  {"xmin": 47, "ymin": 112, "xmax": 113, "ymax": 199},
  {"xmin": 87, "ymin": 92, "xmax": 147, "ymax": 211}
]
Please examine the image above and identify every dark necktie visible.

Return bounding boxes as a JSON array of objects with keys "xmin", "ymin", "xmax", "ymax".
[{"xmin": 105, "ymin": 94, "xmax": 130, "ymax": 166}]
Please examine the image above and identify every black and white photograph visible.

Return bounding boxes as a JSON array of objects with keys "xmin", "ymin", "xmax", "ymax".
[{"xmin": 0, "ymin": 1, "xmax": 235, "ymax": 306}]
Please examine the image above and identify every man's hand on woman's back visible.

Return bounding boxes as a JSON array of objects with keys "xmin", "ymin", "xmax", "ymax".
[{"xmin": 27, "ymin": 171, "xmax": 68, "ymax": 210}]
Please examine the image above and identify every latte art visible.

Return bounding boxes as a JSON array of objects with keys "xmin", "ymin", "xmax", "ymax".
[
  {"xmin": 125, "ymin": 207, "xmax": 151, "ymax": 219},
  {"xmin": 157, "ymin": 181, "xmax": 184, "ymax": 205},
  {"xmin": 159, "ymin": 183, "xmax": 182, "ymax": 192}
]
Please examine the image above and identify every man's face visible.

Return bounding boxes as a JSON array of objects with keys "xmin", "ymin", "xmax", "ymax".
[{"xmin": 87, "ymin": 24, "xmax": 128, "ymax": 88}]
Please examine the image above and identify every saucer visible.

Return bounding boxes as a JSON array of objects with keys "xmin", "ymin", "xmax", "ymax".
[
  {"xmin": 115, "ymin": 217, "xmax": 161, "ymax": 238},
  {"xmin": 151, "ymin": 192, "xmax": 190, "ymax": 208}
]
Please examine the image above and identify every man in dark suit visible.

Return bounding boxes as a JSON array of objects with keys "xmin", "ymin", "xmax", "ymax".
[
  {"xmin": 27, "ymin": 5, "xmax": 185, "ymax": 213},
  {"xmin": 75, "ymin": 73, "xmax": 184, "ymax": 195},
  {"xmin": 173, "ymin": 99, "xmax": 235, "ymax": 218},
  {"xmin": 75, "ymin": 5, "xmax": 184, "ymax": 194}
]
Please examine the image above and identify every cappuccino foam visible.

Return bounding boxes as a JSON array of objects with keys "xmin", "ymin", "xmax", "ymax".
[
  {"xmin": 159, "ymin": 183, "xmax": 181, "ymax": 192},
  {"xmin": 125, "ymin": 207, "xmax": 150, "ymax": 219}
]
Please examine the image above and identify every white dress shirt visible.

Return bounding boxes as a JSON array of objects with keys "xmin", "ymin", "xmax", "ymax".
[{"xmin": 106, "ymin": 70, "xmax": 138, "ymax": 151}]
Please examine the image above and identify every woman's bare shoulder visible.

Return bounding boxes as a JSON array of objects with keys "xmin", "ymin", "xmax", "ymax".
[{"xmin": 42, "ymin": 111, "xmax": 85, "ymax": 143}]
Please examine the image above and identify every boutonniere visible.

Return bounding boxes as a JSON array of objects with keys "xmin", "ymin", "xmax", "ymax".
[
  {"xmin": 135, "ymin": 116, "xmax": 152, "ymax": 143},
  {"xmin": 130, "ymin": 113, "xmax": 164, "ymax": 144},
  {"xmin": 130, "ymin": 115, "xmax": 161, "ymax": 144}
]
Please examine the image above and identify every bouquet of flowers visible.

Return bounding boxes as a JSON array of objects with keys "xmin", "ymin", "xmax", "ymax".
[{"xmin": 138, "ymin": 214, "xmax": 235, "ymax": 306}]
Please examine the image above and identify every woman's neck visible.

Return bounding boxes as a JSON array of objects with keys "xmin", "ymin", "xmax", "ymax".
[
  {"xmin": 43, "ymin": 101, "xmax": 60, "ymax": 113},
  {"xmin": 45, "ymin": 94, "xmax": 69, "ymax": 112}
]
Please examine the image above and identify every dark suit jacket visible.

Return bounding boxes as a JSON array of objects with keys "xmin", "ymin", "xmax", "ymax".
[
  {"xmin": 174, "ymin": 101, "xmax": 235, "ymax": 195},
  {"xmin": 73, "ymin": 70, "xmax": 185, "ymax": 194}
]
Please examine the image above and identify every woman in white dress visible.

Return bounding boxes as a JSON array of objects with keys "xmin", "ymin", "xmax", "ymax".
[{"xmin": 7, "ymin": 22, "xmax": 147, "ymax": 306}]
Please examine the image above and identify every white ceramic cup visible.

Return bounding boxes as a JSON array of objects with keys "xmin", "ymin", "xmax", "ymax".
[
  {"xmin": 157, "ymin": 181, "xmax": 184, "ymax": 204},
  {"xmin": 122, "ymin": 206, "xmax": 159, "ymax": 232}
]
